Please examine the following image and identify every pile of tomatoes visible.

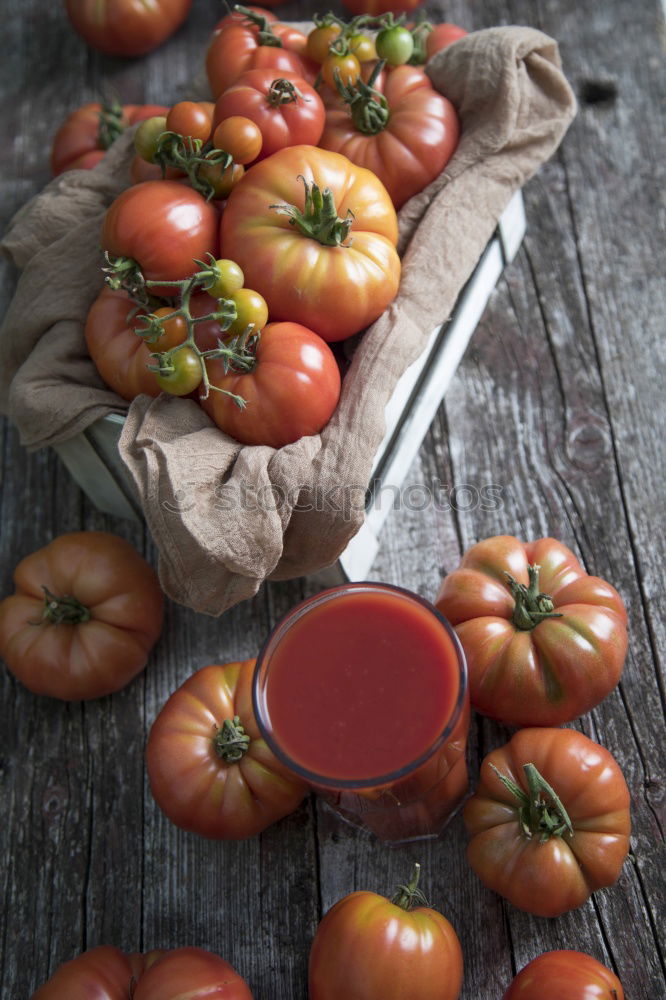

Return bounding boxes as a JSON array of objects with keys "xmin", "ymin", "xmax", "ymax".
[{"xmin": 53, "ymin": 6, "xmax": 467, "ymax": 449}]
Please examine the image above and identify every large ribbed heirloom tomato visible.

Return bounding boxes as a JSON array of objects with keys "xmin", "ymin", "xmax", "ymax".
[
  {"xmin": 64, "ymin": 0, "xmax": 193, "ymax": 57},
  {"xmin": 220, "ymin": 145, "xmax": 401, "ymax": 342},
  {"xmin": 146, "ymin": 661, "xmax": 308, "ymax": 839},
  {"xmin": 309, "ymin": 864, "xmax": 463, "ymax": 1000},
  {"xmin": 51, "ymin": 101, "xmax": 169, "ymax": 174},
  {"xmin": 436, "ymin": 535, "xmax": 628, "ymax": 726},
  {"xmin": 31, "ymin": 945, "xmax": 253, "ymax": 999}
]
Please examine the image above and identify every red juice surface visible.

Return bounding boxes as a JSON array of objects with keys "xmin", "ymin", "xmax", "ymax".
[{"xmin": 262, "ymin": 589, "xmax": 461, "ymax": 783}]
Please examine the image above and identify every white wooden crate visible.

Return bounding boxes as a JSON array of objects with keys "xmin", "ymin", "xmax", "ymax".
[{"xmin": 53, "ymin": 191, "xmax": 526, "ymax": 580}]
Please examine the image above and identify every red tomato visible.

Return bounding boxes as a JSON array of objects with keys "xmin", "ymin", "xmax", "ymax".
[
  {"xmin": 146, "ymin": 661, "xmax": 308, "ymax": 838},
  {"xmin": 206, "ymin": 13, "xmax": 306, "ymax": 99},
  {"xmin": 213, "ymin": 69, "xmax": 325, "ymax": 160},
  {"xmin": 219, "ymin": 145, "xmax": 401, "ymax": 342},
  {"xmin": 166, "ymin": 100, "xmax": 213, "ymax": 142},
  {"xmin": 31, "ymin": 945, "xmax": 252, "ymax": 999},
  {"xmin": 64, "ymin": 0, "xmax": 192, "ymax": 57},
  {"xmin": 85, "ymin": 286, "xmax": 222, "ymax": 400},
  {"xmin": 213, "ymin": 116, "xmax": 263, "ymax": 164},
  {"xmin": 0, "ymin": 532, "xmax": 164, "ymax": 701},
  {"xmin": 341, "ymin": 0, "xmax": 424, "ymax": 15},
  {"xmin": 503, "ymin": 950, "xmax": 624, "ymax": 1000},
  {"xmin": 321, "ymin": 64, "xmax": 459, "ymax": 210},
  {"xmin": 101, "ymin": 180, "xmax": 219, "ymax": 295},
  {"xmin": 202, "ymin": 321, "xmax": 341, "ymax": 447},
  {"xmin": 463, "ymin": 728, "xmax": 631, "ymax": 917},
  {"xmin": 435, "ymin": 535, "xmax": 629, "ymax": 726},
  {"xmin": 129, "ymin": 155, "xmax": 185, "ymax": 184},
  {"xmin": 51, "ymin": 102, "xmax": 169, "ymax": 174},
  {"xmin": 309, "ymin": 864, "xmax": 463, "ymax": 1000},
  {"xmin": 426, "ymin": 23, "xmax": 468, "ymax": 59}
]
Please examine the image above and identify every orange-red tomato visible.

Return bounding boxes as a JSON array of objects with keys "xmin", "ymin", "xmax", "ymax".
[
  {"xmin": 213, "ymin": 69, "xmax": 325, "ymax": 160},
  {"xmin": 31, "ymin": 945, "xmax": 253, "ymax": 999},
  {"xmin": 202, "ymin": 321, "xmax": 342, "ymax": 447},
  {"xmin": 129, "ymin": 155, "xmax": 185, "ymax": 184},
  {"xmin": 51, "ymin": 102, "xmax": 169, "ymax": 174},
  {"xmin": 306, "ymin": 24, "xmax": 342, "ymax": 63},
  {"xmin": 219, "ymin": 145, "xmax": 401, "ymax": 342},
  {"xmin": 320, "ymin": 50, "xmax": 361, "ymax": 91},
  {"xmin": 85, "ymin": 286, "xmax": 222, "ymax": 400},
  {"xmin": 435, "ymin": 535, "xmax": 629, "ymax": 726},
  {"xmin": 426, "ymin": 23, "xmax": 468, "ymax": 59},
  {"xmin": 206, "ymin": 14, "xmax": 306, "ymax": 99},
  {"xmin": 101, "ymin": 180, "xmax": 219, "ymax": 295},
  {"xmin": 320, "ymin": 63, "xmax": 459, "ymax": 209},
  {"xmin": 146, "ymin": 661, "xmax": 308, "ymax": 838},
  {"xmin": 0, "ymin": 532, "xmax": 164, "ymax": 701},
  {"xmin": 166, "ymin": 100, "xmax": 213, "ymax": 142},
  {"xmin": 64, "ymin": 0, "xmax": 193, "ymax": 57},
  {"xmin": 309, "ymin": 865, "xmax": 463, "ymax": 1000},
  {"xmin": 213, "ymin": 116, "xmax": 263, "ymax": 164},
  {"xmin": 503, "ymin": 950, "xmax": 625, "ymax": 1000},
  {"xmin": 464, "ymin": 728, "xmax": 631, "ymax": 917}
]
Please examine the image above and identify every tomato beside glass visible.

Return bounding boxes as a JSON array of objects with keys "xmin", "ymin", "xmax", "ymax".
[
  {"xmin": 503, "ymin": 950, "xmax": 624, "ymax": 1000},
  {"xmin": 309, "ymin": 864, "xmax": 463, "ymax": 1000},
  {"xmin": 219, "ymin": 144, "xmax": 401, "ymax": 342},
  {"xmin": 64, "ymin": 0, "xmax": 193, "ymax": 57},
  {"xmin": 31, "ymin": 945, "xmax": 253, "ymax": 999},
  {"xmin": 0, "ymin": 532, "xmax": 164, "ymax": 701},
  {"xmin": 146, "ymin": 660, "xmax": 308, "ymax": 838},
  {"xmin": 463, "ymin": 727, "xmax": 631, "ymax": 918},
  {"xmin": 435, "ymin": 535, "xmax": 629, "ymax": 726},
  {"xmin": 202, "ymin": 321, "xmax": 341, "ymax": 447}
]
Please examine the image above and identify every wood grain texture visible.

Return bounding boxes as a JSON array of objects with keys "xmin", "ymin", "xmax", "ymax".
[{"xmin": 0, "ymin": 0, "xmax": 664, "ymax": 997}]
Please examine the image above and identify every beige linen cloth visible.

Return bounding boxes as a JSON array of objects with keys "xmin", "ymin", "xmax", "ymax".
[{"xmin": 0, "ymin": 28, "xmax": 575, "ymax": 615}]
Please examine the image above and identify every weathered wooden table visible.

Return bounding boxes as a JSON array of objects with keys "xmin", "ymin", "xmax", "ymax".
[{"xmin": 1, "ymin": 0, "xmax": 664, "ymax": 996}]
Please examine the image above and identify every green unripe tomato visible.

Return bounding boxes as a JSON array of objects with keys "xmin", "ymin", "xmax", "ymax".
[
  {"xmin": 375, "ymin": 26, "xmax": 415, "ymax": 67},
  {"xmin": 134, "ymin": 116, "xmax": 168, "ymax": 163}
]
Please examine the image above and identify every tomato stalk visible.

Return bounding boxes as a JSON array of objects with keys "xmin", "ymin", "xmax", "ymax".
[
  {"xmin": 490, "ymin": 762, "xmax": 574, "ymax": 842},
  {"xmin": 390, "ymin": 863, "xmax": 430, "ymax": 910},
  {"xmin": 213, "ymin": 715, "xmax": 251, "ymax": 763},
  {"xmin": 266, "ymin": 78, "xmax": 309, "ymax": 107},
  {"xmin": 334, "ymin": 61, "xmax": 390, "ymax": 135},
  {"xmin": 271, "ymin": 176, "xmax": 354, "ymax": 246},
  {"xmin": 97, "ymin": 97, "xmax": 125, "ymax": 150},
  {"xmin": 407, "ymin": 19, "xmax": 434, "ymax": 66},
  {"xmin": 38, "ymin": 586, "xmax": 91, "ymax": 626},
  {"xmin": 232, "ymin": 4, "xmax": 283, "ymax": 46},
  {"xmin": 504, "ymin": 564, "xmax": 563, "ymax": 630},
  {"xmin": 153, "ymin": 131, "xmax": 233, "ymax": 200}
]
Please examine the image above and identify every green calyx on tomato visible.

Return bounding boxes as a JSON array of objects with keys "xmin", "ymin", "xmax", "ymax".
[
  {"xmin": 505, "ymin": 563, "xmax": 563, "ymax": 630},
  {"xmin": 406, "ymin": 19, "xmax": 433, "ymax": 66},
  {"xmin": 490, "ymin": 762, "xmax": 574, "ymax": 842},
  {"xmin": 233, "ymin": 4, "xmax": 283, "ymax": 46},
  {"xmin": 334, "ymin": 60, "xmax": 390, "ymax": 135},
  {"xmin": 97, "ymin": 97, "xmax": 125, "ymax": 150},
  {"xmin": 38, "ymin": 586, "xmax": 92, "ymax": 626},
  {"xmin": 271, "ymin": 176, "xmax": 354, "ymax": 246},
  {"xmin": 390, "ymin": 863, "xmax": 430, "ymax": 910},
  {"xmin": 266, "ymin": 77, "xmax": 307, "ymax": 107},
  {"xmin": 213, "ymin": 714, "xmax": 251, "ymax": 763},
  {"xmin": 152, "ymin": 130, "xmax": 233, "ymax": 200}
]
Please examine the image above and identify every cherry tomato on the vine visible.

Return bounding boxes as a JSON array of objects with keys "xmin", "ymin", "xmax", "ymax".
[
  {"xmin": 306, "ymin": 24, "xmax": 342, "ymax": 63},
  {"xmin": 321, "ymin": 51, "xmax": 361, "ymax": 90},
  {"xmin": 208, "ymin": 259, "xmax": 245, "ymax": 299},
  {"xmin": 154, "ymin": 347, "xmax": 203, "ymax": 396},
  {"xmin": 134, "ymin": 116, "xmax": 168, "ymax": 162},
  {"xmin": 349, "ymin": 33, "xmax": 377, "ymax": 62},
  {"xmin": 213, "ymin": 116, "xmax": 263, "ymax": 164},
  {"xmin": 199, "ymin": 160, "xmax": 246, "ymax": 199},
  {"xmin": 225, "ymin": 288, "xmax": 269, "ymax": 337},
  {"xmin": 166, "ymin": 101, "xmax": 212, "ymax": 142},
  {"xmin": 376, "ymin": 25, "xmax": 415, "ymax": 66}
]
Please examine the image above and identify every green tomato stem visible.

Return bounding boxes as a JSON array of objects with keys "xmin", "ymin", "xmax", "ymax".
[
  {"xmin": 390, "ymin": 863, "xmax": 430, "ymax": 910},
  {"xmin": 212, "ymin": 715, "xmax": 251, "ymax": 763},
  {"xmin": 335, "ymin": 61, "xmax": 390, "ymax": 135},
  {"xmin": 270, "ymin": 176, "xmax": 354, "ymax": 247},
  {"xmin": 504, "ymin": 563, "xmax": 563, "ymax": 631},
  {"xmin": 97, "ymin": 97, "xmax": 125, "ymax": 150},
  {"xmin": 490, "ymin": 762, "xmax": 574, "ymax": 842},
  {"xmin": 39, "ymin": 586, "xmax": 91, "ymax": 626},
  {"xmin": 233, "ymin": 5, "xmax": 283, "ymax": 46}
]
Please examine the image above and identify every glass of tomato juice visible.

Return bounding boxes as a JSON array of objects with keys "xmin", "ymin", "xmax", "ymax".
[{"xmin": 253, "ymin": 583, "xmax": 470, "ymax": 844}]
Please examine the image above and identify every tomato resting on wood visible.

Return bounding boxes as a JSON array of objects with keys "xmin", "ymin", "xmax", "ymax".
[
  {"xmin": 436, "ymin": 535, "xmax": 628, "ymax": 726},
  {"xmin": 31, "ymin": 945, "xmax": 253, "ymax": 999},
  {"xmin": 64, "ymin": 0, "xmax": 193, "ymax": 57},
  {"xmin": 463, "ymin": 727, "xmax": 631, "ymax": 917},
  {"xmin": 0, "ymin": 532, "xmax": 164, "ymax": 700},
  {"xmin": 309, "ymin": 863, "xmax": 463, "ymax": 1000},
  {"xmin": 220, "ymin": 144, "xmax": 401, "ymax": 342},
  {"xmin": 51, "ymin": 101, "xmax": 169, "ymax": 175},
  {"xmin": 503, "ymin": 950, "xmax": 625, "ymax": 1000},
  {"xmin": 146, "ymin": 661, "xmax": 308, "ymax": 839}
]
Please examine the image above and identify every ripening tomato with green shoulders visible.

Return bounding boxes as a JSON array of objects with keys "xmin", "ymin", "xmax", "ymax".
[
  {"xmin": 309, "ymin": 864, "xmax": 463, "ymax": 1000},
  {"xmin": 436, "ymin": 535, "xmax": 628, "ymax": 726},
  {"xmin": 503, "ymin": 950, "xmax": 625, "ymax": 1000},
  {"xmin": 31, "ymin": 945, "xmax": 253, "ymax": 999},
  {"xmin": 64, "ymin": 0, "xmax": 193, "ymax": 57},
  {"xmin": 220, "ymin": 144, "xmax": 401, "ymax": 342}
]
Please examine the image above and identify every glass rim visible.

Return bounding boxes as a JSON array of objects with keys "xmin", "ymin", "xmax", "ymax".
[{"xmin": 252, "ymin": 581, "xmax": 468, "ymax": 790}]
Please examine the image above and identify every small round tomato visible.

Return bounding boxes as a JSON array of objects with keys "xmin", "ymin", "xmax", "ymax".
[
  {"xmin": 306, "ymin": 23, "xmax": 341, "ymax": 63},
  {"xmin": 208, "ymin": 259, "xmax": 245, "ymax": 298},
  {"xmin": 349, "ymin": 32, "xmax": 377, "ymax": 62},
  {"xmin": 153, "ymin": 346, "xmax": 202, "ymax": 396},
  {"xmin": 199, "ymin": 160, "xmax": 245, "ymax": 199},
  {"xmin": 376, "ymin": 25, "xmax": 415, "ymax": 66},
  {"xmin": 309, "ymin": 864, "xmax": 463, "ymax": 1000},
  {"xmin": 134, "ymin": 115, "xmax": 168, "ymax": 162},
  {"xmin": 321, "ymin": 51, "xmax": 361, "ymax": 90},
  {"xmin": 213, "ymin": 116, "xmax": 263, "ymax": 164},
  {"xmin": 225, "ymin": 287, "xmax": 269, "ymax": 337},
  {"xmin": 64, "ymin": 0, "xmax": 193, "ymax": 57},
  {"xmin": 166, "ymin": 100, "xmax": 212, "ymax": 142},
  {"xmin": 0, "ymin": 532, "xmax": 164, "ymax": 701},
  {"xmin": 464, "ymin": 727, "xmax": 631, "ymax": 917},
  {"xmin": 31, "ymin": 945, "xmax": 253, "ymax": 999},
  {"xmin": 503, "ymin": 950, "xmax": 624, "ymax": 1000},
  {"xmin": 435, "ymin": 535, "xmax": 629, "ymax": 726},
  {"xmin": 426, "ymin": 23, "xmax": 468, "ymax": 59},
  {"xmin": 101, "ymin": 180, "xmax": 219, "ymax": 295},
  {"xmin": 146, "ymin": 661, "xmax": 308, "ymax": 838}
]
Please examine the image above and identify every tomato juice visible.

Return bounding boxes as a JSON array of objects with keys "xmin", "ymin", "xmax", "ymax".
[{"xmin": 253, "ymin": 583, "xmax": 470, "ymax": 842}]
